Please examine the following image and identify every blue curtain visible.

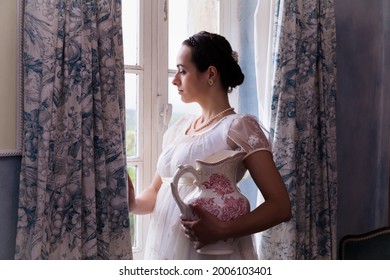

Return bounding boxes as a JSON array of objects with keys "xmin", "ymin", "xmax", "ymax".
[
  {"xmin": 259, "ymin": 0, "xmax": 338, "ymax": 259},
  {"xmin": 15, "ymin": 0, "xmax": 132, "ymax": 259}
]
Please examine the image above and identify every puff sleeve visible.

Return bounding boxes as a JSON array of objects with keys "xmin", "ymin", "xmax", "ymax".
[{"xmin": 227, "ymin": 114, "xmax": 272, "ymax": 158}]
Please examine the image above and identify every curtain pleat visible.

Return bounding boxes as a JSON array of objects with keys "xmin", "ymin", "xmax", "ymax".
[
  {"xmin": 255, "ymin": 0, "xmax": 338, "ymax": 259},
  {"xmin": 15, "ymin": 0, "xmax": 132, "ymax": 260}
]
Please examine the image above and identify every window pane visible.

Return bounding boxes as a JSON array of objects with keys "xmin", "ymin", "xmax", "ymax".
[
  {"xmin": 168, "ymin": 0, "xmax": 220, "ymax": 69},
  {"xmin": 125, "ymin": 73, "xmax": 138, "ymax": 157},
  {"xmin": 122, "ymin": 0, "xmax": 139, "ymax": 65},
  {"xmin": 168, "ymin": 77, "xmax": 201, "ymax": 126},
  {"xmin": 168, "ymin": 0, "xmax": 219, "ymax": 126}
]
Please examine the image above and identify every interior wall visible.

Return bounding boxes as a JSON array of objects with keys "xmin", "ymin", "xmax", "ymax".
[
  {"xmin": 335, "ymin": 0, "xmax": 390, "ymax": 240},
  {"xmin": 0, "ymin": 0, "xmax": 18, "ymax": 152},
  {"xmin": 0, "ymin": 156, "xmax": 21, "ymax": 259},
  {"xmin": 234, "ymin": 0, "xmax": 259, "ymax": 209}
]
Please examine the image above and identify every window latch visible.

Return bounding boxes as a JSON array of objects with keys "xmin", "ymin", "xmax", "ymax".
[{"xmin": 159, "ymin": 103, "xmax": 172, "ymax": 131}]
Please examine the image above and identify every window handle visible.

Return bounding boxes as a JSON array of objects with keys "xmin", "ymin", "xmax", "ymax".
[{"xmin": 159, "ymin": 103, "xmax": 172, "ymax": 131}]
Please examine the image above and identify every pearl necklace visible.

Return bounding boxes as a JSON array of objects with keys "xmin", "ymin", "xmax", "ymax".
[{"xmin": 193, "ymin": 107, "xmax": 234, "ymax": 132}]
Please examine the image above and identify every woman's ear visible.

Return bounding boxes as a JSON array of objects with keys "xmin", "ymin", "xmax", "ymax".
[{"xmin": 207, "ymin": 66, "xmax": 218, "ymax": 80}]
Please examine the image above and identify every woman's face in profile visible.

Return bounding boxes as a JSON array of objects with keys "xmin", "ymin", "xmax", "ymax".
[{"xmin": 172, "ymin": 45, "xmax": 209, "ymax": 104}]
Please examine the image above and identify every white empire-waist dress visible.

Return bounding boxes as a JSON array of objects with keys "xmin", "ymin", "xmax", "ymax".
[{"xmin": 143, "ymin": 113, "xmax": 272, "ymax": 260}]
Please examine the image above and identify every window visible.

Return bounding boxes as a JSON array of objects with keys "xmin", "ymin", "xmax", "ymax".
[
  {"xmin": 122, "ymin": 0, "xmax": 234, "ymax": 259},
  {"xmin": 167, "ymin": 0, "xmax": 220, "ymax": 124}
]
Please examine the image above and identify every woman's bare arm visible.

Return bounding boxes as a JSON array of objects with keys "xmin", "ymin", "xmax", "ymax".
[{"xmin": 128, "ymin": 172, "xmax": 163, "ymax": 215}]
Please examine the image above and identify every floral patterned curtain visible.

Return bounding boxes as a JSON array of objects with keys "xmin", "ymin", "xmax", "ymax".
[
  {"xmin": 257, "ymin": 0, "xmax": 338, "ymax": 259},
  {"xmin": 15, "ymin": 0, "xmax": 132, "ymax": 259}
]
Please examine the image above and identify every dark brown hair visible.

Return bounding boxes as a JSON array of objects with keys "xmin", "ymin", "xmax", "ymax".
[{"xmin": 183, "ymin": 31, "xmax": 244, "ymax": 93}]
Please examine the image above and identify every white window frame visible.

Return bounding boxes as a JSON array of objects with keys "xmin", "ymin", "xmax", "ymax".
[
  {"xmin": 125, "ymin": 0, "xmax": 235, "ymax": 259},
  {"xmin": 126, "ymin": 0, "xmax": 168, "ymax": 260}
]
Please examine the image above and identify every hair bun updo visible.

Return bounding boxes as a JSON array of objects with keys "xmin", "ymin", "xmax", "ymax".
[{"xmin": 183, "ymin": 31, "xmax": 244, "ymax": 93}]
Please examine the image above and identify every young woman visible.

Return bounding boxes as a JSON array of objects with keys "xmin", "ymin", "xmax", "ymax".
[{"xmin": 128, "ymin": 31, "xmax": 291, "ymax": 259}]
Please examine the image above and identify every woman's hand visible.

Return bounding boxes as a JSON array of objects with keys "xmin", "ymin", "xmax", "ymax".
[
  {"xmin": 127, "ymin": 174, "xmax": 136, "ymax": 212},
  {"xmin": 181, "ymin": 205, "xmax": 228, "ymax": 249}
]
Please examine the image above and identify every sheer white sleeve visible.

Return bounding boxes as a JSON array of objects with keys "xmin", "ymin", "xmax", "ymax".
[{"xmin": 227, "ymin": 114, "xmax": 272, "ymax": 158}]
